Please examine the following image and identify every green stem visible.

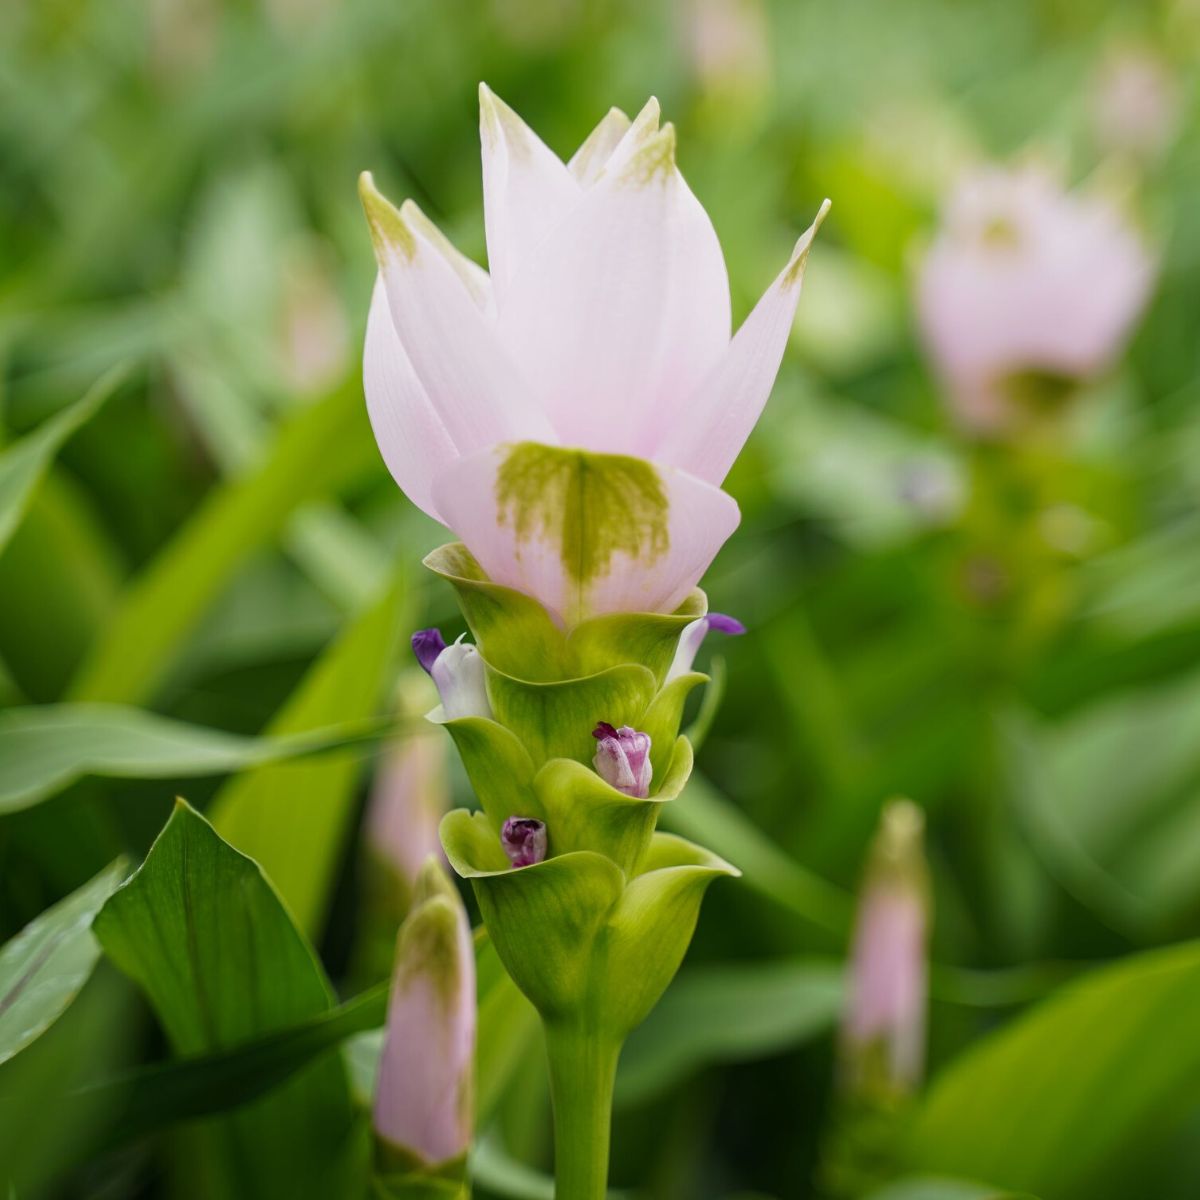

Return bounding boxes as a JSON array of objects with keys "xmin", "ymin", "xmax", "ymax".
[{"xmin": 544, "ymin": 1021, "xmax": 621, "ymax": 1200}]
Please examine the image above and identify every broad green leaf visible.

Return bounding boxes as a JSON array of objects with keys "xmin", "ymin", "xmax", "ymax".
[
  {"xmin": 210, "ymin": 572, "xmax": 407, "ymax": 935},
  {"xmin": 0, "ymin": 966, "xmax": 136, "ymax": 1199},
  {"xmin": 617, "ymin": 959, "xmax": 843, "ymax": 1106},
  {"xmin": 867, "ymin": 1180, "xmax": 1037, "ymax": 1200},
  {"xmin": 69, "ymin": 378, "xmax": 377, "ymax": 705},
  {"xmin": 94, "ymin": 801, "xmax": 365, "ymax": 1200},
  {"xmin": 0, "ymin": 860, "xmax": 127, "ymax": 1066},
  {"xmin": 80, "ymin": 982, "xmax": 388, "ymax": 1152},
  {"xmin": 908, "ymin": 940, "xmax": 1200, "ymax": 1200},
  {"xmin": 0, "ymin": 365, "xmax": 126, "ymax": 557},
  {"xmin": 0, "ymin": 471, "xmax": 122, "ymax": 702},
  {"xmin": 0, "ymin": 702, "xmax": 387, "ymax": 814},
  {"xmin": 658, "ymin": 771, "xmax": 853, "ymax": 936}
]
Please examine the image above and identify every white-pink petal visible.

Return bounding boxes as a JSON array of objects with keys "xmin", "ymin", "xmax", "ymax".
[
  {"xmin": 479, "ymin": 83, "xmax": 581, "ymax": 306},
  {"xmin": 568, "ymin": 106, "xmax": 633, "ymax": 185},
  {"xmin": 655, "ymin": 200, "xmax": 830, "ymax": 485},
  {"xmin": 498, "ymin": 120, "xmax": 731, "ymax": 457},
  {"xmin": 360, "ymin": 173, "xmax": 555, "ymax": 461},
  {"xmin": 362, "ymin": 278, "xmax": 458, "ymax": 522},
  {"xmin": 430, "ymin": 445, "xmax": 741, "ymax": 626}
]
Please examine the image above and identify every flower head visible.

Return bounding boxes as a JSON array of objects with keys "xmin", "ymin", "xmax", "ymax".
[
  {"xmin": 841, "ymin": 799, "xmax": 930, "ymax": 1099},
  {"xmin": 412, "ymin": 628, "xmax": 491, "ymax": 721},
  {"xmin": 916, "ymin": 164, "xmax": 1153, "ymax": 433},
  {"xmin": 373, "ymin": 858, "xmax": 475, "ymax": 1164},
  {"xmin": 362, "ymin": 89, "xmax": 827, "ymax": 625},
  {"xmin": 501, "ymin": 816, "xmax": 548, "ymax": 868},
  {"xmin": 592, "ymin": 722, "xmax": 653, "ymax": 798}
]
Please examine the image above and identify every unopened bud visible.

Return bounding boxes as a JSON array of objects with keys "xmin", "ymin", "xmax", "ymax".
[
  {"xmin": 411, "ymin": 628, "xmax": 492, "ymax": 721},
  {"xmin": 841, "ymin": 799, "xmax": 930, "ymax": 1101},
  {"xmin": 592, "ymin": 722, "xmax": 653, "ymax": 798},
  {"xmin": 666, "ymin": 612, "xmax": 746, "ymax": 683},
  {"xmin": 501, "ymin": 817, "xmax": 547, "ymax": 868}
]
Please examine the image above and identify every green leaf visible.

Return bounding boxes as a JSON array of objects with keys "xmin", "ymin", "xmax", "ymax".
[
  {"xmin": 867, "ymin": 1180, "xmax": 1038, "ymax": 1200},
  {"xmin": 907, "ymin": 940, "xmax": 1200, "ymax": 1200},
  {"xmin": 69, "ymin": 378, "xmax": 377, "ymax": 705},
  {"xmin": 0, "ymin": 860, "xmax": 127, "ymax": 1066},
  {"xmin": 658, "ymin": 771, "xmax": 853, "ymax": 937},
  {"xmin": 210, "ymin": 573, "xmax": 407, "ymax": 936},
  {"xmin": 617, "ymin": 959, "xmax": 843, "ymax": 1106},
  {"xmin": 93, "ymin": 800, "xmax": 365, "ymax": 1200},
  {"xmin": 0, "ymin": 702, "xmax": 387, "ymax": 814},
  {"xmin": 80, "ymin": 982, "xmax": 388, "ymax": 1152},
  {"xmin": 0, "ymin": 365, "xmax": 126, "ymax": 557}
]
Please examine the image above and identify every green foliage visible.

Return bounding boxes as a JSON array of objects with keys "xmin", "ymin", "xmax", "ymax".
[
  {"xmin": 210, "ymin": 573, "xmax": 408, "ymax": 935},
  {"xmin": 94, "ymin": 801, "xmax": 366, "ymax": 1200},
  {"xmin": 0, "ymin": 367, "xmax": 127, "ymax": 557},
  {"xmin": 0, "ymin": 859, "xmax": 126, "ymax": 1065},
  {"xmin": 908, "ymin": 941, "xmax": 1200, "ymax": 1199},
  {"xmin": 617, "ymin": 959, "xmax": 843, "ymax": 1105},
  {"xmin": 0, "ymin": 702, "xmax": 386, "ymax": 813}
]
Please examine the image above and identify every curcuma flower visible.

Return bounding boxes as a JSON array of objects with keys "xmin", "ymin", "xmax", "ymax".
[
  {"xmin": 840, "ymin": 800, "xmax": 930, "ymax": 1102},
  {"xmin": 374, "ymin": 858, "xmax": 475, "ymax": 1169},
  {"xmin": 916, "ymin": 164, "xmax": 1154, "ymax": 434},
  {"xmin": 361, "ymin": 86, "xmax": 827, "ymax": 626}
]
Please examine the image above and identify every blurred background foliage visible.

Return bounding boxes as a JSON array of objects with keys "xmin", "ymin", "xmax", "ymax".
[{"xmin": 2, "ymin": 0, "xmax": 1200, "ymax": 1197}]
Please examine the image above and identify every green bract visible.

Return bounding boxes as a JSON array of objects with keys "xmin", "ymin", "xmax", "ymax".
[
  {"xmin": 430, "ymin": 542, "xmax": 737, "ymax": 1199},
  {"xmin": 429, "ymin": 545, "xmax": 735, "ymax": 1007}
]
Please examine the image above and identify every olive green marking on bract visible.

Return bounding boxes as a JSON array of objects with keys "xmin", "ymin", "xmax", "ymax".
[
  {"xmin": 495, "ymin": 443, "xmax": 670, "ymax": 590},
  {"xmin": 358, "ymin": 171, "xmax": 415, "ymax": 262},
  {"xmin": 392, "ymin": 895, "xmax": 464, "ymax": 1008}
]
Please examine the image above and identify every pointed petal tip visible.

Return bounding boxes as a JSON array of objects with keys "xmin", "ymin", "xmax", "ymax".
[
  {"xmin": 622, "ymin": 121, "xmax": 677, "ymax": 184},
  {"xmin": 783, "ymin": 198, "xmax": 832, "ymax": 286},
  {"xmin": 359, "ymin": 172, "xmax": 415, "ymax": 262}
]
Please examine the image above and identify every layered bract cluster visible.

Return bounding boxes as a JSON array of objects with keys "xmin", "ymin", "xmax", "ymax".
[{"xmin": 429, "ymin": 544, "xmax": 738, "ymax": 1039}]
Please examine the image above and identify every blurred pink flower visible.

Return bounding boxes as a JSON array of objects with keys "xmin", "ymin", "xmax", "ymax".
[
  {"xmin": 361, "ymin": 87, "xmax": 827, "ymax": 624},
  {"xmin": 374, "ymin": 859, "xmax": 475, "ymax": 1165},
  {"xmin": 916, "ymin": 164, "xmax": 1154, "ymax": 432},
  {"xmin": 842, "ymin": 800, "xmax": 929, "ymax": 1098},
  {"xmin": 365, "ymin": 730, "xmax": 449, "ymax": 893},
  {"xmin": 1091, "ymin": 47, "xmax": 1180, "ymax": 161}
]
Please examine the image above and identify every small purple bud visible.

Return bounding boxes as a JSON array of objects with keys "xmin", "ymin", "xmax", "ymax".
[
  {"xmin": 501, "ymin": 817, "xmax": 547, "ymax": 868},
  {"xmin": 411, "ymin": 628, "xmax": 447, "ymax": 675},
  {"xmin": 666, "ymin": 612, "xmax": 746, "ymax": 682},
  {"xmin": 592, "ymin": 722, "xmax": 653, "ymax": 798}
]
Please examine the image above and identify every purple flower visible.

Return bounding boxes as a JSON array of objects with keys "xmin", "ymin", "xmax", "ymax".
[
  {"xmin": 501, "ymin": 817, "xmax": 547, "ymax": 868},
  {"xmin": 666, "ymin": 612, "xmax": 745, "ymax": 682},
  {"xmin": 592, "ymin": 722, "xmax": 653, "ymax": 798},
  {"xmin": 411, "ymin": 628, "xmax": 448, "ymax": 674},
  {"xmin": 411, "ymin": 628, "xmax": 491, "ymax": 721}
]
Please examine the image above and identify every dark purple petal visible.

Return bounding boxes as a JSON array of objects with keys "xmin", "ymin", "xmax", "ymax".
[
  {"xmin": 501, "ymin": 816, "xmax": 547, "ymax": 868},
  {"xmin": 411, "ymin": 628, "xmax": 447, "ymax": 675},
  {"xmin": 592, "ymin": 721, "xmax": 619, "ymax": 741},
  {"xmin": 706, "ymin": 613, "xmax": 746, "ymax": 636}
]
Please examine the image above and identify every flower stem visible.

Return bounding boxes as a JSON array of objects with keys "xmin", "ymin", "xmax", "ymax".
[{"xmin": 544, "ymin": 1021, "xmax": 622, "ymax": 1200}]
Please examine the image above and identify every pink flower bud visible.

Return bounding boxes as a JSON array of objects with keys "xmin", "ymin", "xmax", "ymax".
[
  {"xmin": 501, "ymin": 816, "xmax": 547, "ymax": 868},
  {"xmin": 591, "ymin": 722, "xmax": 653, "ymax": 798},
  {"xmin": 373, "ymin": 859, "xmax": 475, "ymax": 1165},
  {"xmin": 916, "ymin": 164, "xmax": 1154, "ymax": 434},
  {"xmin": 841, "ymin": 800, "xmax": 930, "ymax": 1099}
]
